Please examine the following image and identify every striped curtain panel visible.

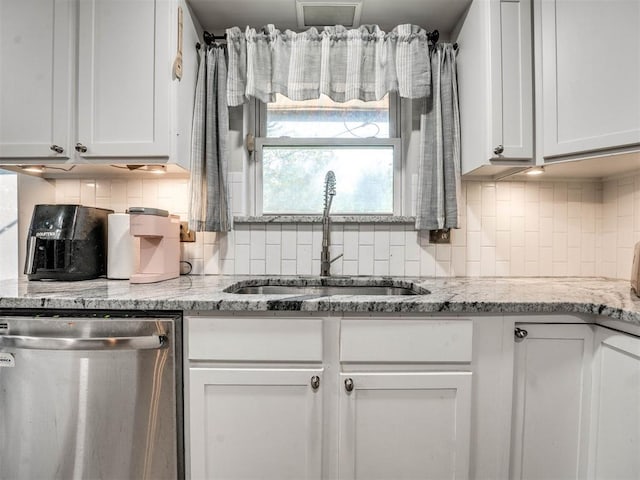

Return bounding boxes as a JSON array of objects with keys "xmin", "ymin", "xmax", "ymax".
[
  {"xmin": 226, "ymin": 24, "xmax": 433, "ymax": 105},
  {"xmin": 189, "ymin": 45, "xmax": 232, "ymax": 232},
  {"xmin": 415, "ymin": 44, "xmax": 460, "ymax": 230}
]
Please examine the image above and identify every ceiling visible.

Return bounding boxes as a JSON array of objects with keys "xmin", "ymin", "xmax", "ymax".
[{"xmin": 187, "ymin": 0, "xmax": 472, "ymax": 37}]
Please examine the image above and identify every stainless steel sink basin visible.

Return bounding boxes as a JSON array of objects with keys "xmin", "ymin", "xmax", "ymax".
[{"xmin": 224, "ymin": 279, "xmax": 429, "ymax": 296}]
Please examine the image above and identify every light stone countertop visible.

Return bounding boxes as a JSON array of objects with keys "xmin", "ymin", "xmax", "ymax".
[{"xmin": 0, "ymin": 276, "xmax": 638, "ymax": 326}]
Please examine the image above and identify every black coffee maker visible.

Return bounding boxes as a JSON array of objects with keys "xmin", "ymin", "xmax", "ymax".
[{"xmin": 24, "ymin": 204, "xmax": 114, "ymax": 281}]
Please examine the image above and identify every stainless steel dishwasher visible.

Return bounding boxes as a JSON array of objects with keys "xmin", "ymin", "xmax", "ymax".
[{"xmin": 0, "ymin": 313, "xmax": 182, "ymax": 480}]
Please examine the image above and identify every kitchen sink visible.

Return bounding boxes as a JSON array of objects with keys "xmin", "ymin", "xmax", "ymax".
[{"xmin": 224, "ymin": 279, "xmax": 429, "ymax": 296}]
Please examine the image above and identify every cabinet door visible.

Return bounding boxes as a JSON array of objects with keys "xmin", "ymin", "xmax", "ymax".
[
  {"xmin": 76, "ymin": 0, "xmax": 170, "ymax": 158},
  {"xmin": 490, "ymin": 0, "xmax": 533, "ymax": 160},
  {"xmin": 338, "ymin": 372, "xmax": 472, "ymax": 480},
  {"xmin": 540, "ymin": 0, "xmax": 640, "ymax": 157},
  {"xmin": 588, "ymin": 329, "xmax": 640, "ymax": 479},
  {"xmin": 510, "ymin": 324, "xmax": 594, "ymax": 480},
  {"xmin": 0, "ymin": 0, "xmax": 72, "ymax": 159},
  {"xmin": 189, "ymin": 367, "xmax": 323, "ymax": 480}
]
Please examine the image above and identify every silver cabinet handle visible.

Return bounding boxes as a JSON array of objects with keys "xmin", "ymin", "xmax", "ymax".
[
  {"xmin": 344, "ymin": 377, "xmax": 354, "ymax": 393},
  {"xmin": 310, "ymin": 375, "xmax": 320, "ymax": 390},
  {"xmin": 514, "ymin": 328, "xmax": 528, "ymax": 340},
  {"xmin": 494, "ymin": 145, "xmax": 504, "ymax": 155},
  {"xmin": 0, "ymin": 334, "xmax": 167, "ymax": 351},
  {"xmin": 75, "ymin": 143, "xmax": 88, "ymax": 153},
  {"xmin": 50, "ymin": 145, "xmax": 64, "ymax": 154}
]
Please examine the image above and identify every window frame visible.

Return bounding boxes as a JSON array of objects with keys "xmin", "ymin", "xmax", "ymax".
[{"xmin": 250, "ymin": 93, "xmax": 403, "ymax": 216}]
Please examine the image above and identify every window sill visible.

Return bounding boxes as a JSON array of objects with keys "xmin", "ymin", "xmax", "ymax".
[{"xmin": 234, "ymin": 215, "xmax": 416, "ymax": 225}]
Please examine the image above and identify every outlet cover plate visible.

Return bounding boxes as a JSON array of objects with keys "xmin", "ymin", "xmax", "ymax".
[{"xmin": 429, "ymin": 228, "xmax": 451, "ymax": 244}]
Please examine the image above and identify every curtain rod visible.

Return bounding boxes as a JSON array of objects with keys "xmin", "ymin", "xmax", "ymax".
[
  {"xmin": 196, "ymin": 31, "xmax": 226, "ymax": 50},
  {"xmin": 196, "ymin": 29, "xmax": 458, "ymax": 50}
]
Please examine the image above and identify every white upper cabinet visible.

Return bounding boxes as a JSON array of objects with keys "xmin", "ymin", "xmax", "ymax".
[
  {"xmin": 0, "ymin": 0, "xmax": 73, "ymax": 159},
  {"xmin": 456, "ymin": 0, "xmax": 534, "ymax": 175},
  {"xmin": 76, "ymin": 0, "xmax": 170, "ymax": 158},
  {"xmin": 538, "ymin": 0, "xmax": 640, "ymax": 158},
  {"xmin": 0, "ymin": 0, "xmax": 198, "ymax": 174}
]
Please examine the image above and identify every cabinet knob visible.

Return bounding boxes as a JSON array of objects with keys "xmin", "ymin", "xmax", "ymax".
[
  {"xmin": 344, "ymin": 377, "xmax": 354, "ymax": 393},
  {"xmin": 514, "ymin": 327, "xmax": 528, "ymax": 340},
  {"xmin": 50, "ymin": 145, "xmax": 64, "ymax": 154},
  {"xmin": 310, "ymin": 375, "xmax": 320, "ymax": 390},
  {"xmin": 494, "ymin": 145, "xmax": 504, "ymax": 155},
  {"xmin": 75, "ymin": 143, "xmax": 88, "ymax": 153}
]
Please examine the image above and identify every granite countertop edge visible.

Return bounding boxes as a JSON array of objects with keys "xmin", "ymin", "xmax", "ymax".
[{"xmin": 0, "ymin": 276, "xmax": 638, "ymax": 326}]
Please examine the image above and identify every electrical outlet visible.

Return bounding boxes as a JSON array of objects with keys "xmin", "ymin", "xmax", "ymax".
[
  {"xmin": 179, "ymin": 222, "xmax": 196, "ymax": 242},
  {"xmin": 429, "ymin": 228, "xmax": 451, "ymax": 244}
]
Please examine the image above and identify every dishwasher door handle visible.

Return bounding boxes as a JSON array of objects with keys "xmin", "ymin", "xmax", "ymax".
[{"xmin": 0, "ymin": 334, "xmax": 168, "ymax": 351}]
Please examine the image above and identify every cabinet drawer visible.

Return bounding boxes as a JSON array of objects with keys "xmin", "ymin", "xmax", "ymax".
[
  {"xmin": 188, "ymin": 316, "xmax": 323, "ymax": 362},
  {"xmin": 340, "ymin": 319, "xmax": 473, "ymax": 363}
]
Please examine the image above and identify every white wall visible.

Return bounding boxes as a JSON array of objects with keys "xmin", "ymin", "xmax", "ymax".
[
  {"xmin": 0, "ymin": 171, "xmax": 18, "ymax": 279},
  {"xmin": 46, "ymin": 170, "xmax": 640, "ymax": 280}
]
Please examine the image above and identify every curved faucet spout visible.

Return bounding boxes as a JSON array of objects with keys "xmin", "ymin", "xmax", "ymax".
[
  {"xmin": 323, "ymin": 170, "xmax": 336, "ymax": 218},
  {"xmin": 321, "ymin": 171, "xmax": 337, "ymax": 276}
]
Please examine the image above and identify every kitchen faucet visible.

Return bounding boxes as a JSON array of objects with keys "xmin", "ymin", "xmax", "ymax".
[{"xmin": 321, "ymin": 171, "xmax": 343, "ymax": 276}]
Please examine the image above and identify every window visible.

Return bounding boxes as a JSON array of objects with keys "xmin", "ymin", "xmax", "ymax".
[{"xmin": 254, "ymin": 93, "xmax": 401, "ymax": 215}]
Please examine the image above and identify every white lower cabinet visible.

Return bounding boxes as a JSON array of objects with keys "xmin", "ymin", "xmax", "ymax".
[
  {"xmin": 588, "ymin": 328, "xmax": 640, "ymax": 480},
  {"xmin": 186, "ymin": 314, "xmax": 640, "ymax": 480},
  {"xmin": 188, "ymin": 367, "xmax": 324, "ymax": 480},
  {"xmin": 337, "ymin": 372, "xmax": 471, "ymax": 480},
  {"xmin": 186, "ymin": 314, "xmax": 475, "ymax": 480},
  {"xmin": 510, "ymin": 323, "xmax": 594, "ymax": 480}
]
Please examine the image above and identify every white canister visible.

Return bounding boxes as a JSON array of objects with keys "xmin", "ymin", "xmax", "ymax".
[{"xmin": 107, "ymin": 213, "xmax": 136, "ymax": 279}]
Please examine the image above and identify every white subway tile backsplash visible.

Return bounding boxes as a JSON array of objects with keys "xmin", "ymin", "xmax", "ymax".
[
  {"xmin": 297, "ymin": 225, "xmax": 313, "ymax": 245},
  {"xmin": 466, "ymin": 182, "xmax": 481, "ymax": 203},
  {"xmin": 497, "ymin": 182, "xmax": 511, "ymax": 202},
  {"xmin": 389, "ymin": 245, "xmax": 405, "ymax": 276},
  {"xmin": 343, "ymin": 227, "xmax": 359, "ymax": 260},
  {"xmin": 296, "ymin": 244, "xmax": 312, "ymax": 274},
  {"xmin": 281, "ymin": 226, "xmax": 297, "ymax": 260},
  {"xmin": 266, "ymin": 224, "xmax": 281, "ymax": 244},
  {"xmin": 47, "ymin": 169, "xmax": 640, "ymax": 280},
  {"xmin": 234, "ymin": 244, "xmax": 250, "ymax": 274},
  {"xmin": 481, "ymin": 184, "xmax": 496, "ymax": 216},
  {"xmin": 405, "ymin": 260, "xmax": 420, "ymax": 277},
  {"xmin": 496, "ymin": 201, "xmax": 511, "ymax": 231},
  {"xmin": 419, "ymin": 245, "xmax": 436, "ymax": 277},
  {"xmin": 266, "ymin": 244, "xmax": 282, "ymax": 274},
  {"xmin": 451, "ymin": 246, "xmax": 466, "ymax": 276},
  {"xmin": 389, "ymin": 226, "xmax": 406, "ymax": 246},
  {"xmin": 141, "ymin": 179, "xmax": 159, "ymax": 206},
  {"xmin": 342, "ymin": 260, "xmax": 358, "ymax": 276},
  {"xmin": 250, "ymin": 226, "xmax": 266, "ymax": 260},
  {"xmin": 359, "ymin": 225, "xmax": 374, "ymax": 245},
  {"xmin": 404, "ymin": 230, "xmax": 420, "ymax": 261},
  {"xmin": 235, "ymin": 225, "xmax": 251, "ymax": 245},
  {"xmin": 539, "ymin": 247, "xmax": 553, "ymax": 275},
  {"xmin": 358, "ymin": 245, "xmax": 374, "ymax": 275},
  {"xmin": 374, "ymin": 260, "xmax": 390, "ymax": 276},
  {"xmin": 466, "ymin": 231, "xmax": 482, "ymax": 263},
  {"xmin": 481, "ymin": 216, "xmax": 496, "ymax": 247},
  {"xmin": 281, "ymin": 259, "xmax": 296, "ymax": 275},
  {"xmin": 480, "ymin": 246, "xmax": 496, "ymax": 276},
  {"xmin": 250, "ymin": 259, "xmax": 266, "ymax": 275},
  {"xmin": 374, "ymin": 229, "xmax": 390, "ymax": 260}
]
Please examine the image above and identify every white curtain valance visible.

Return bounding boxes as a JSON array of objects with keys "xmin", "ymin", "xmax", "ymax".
[{"xmin": 226, "ymin": 24, "xmax": 434, "ymax": 106}]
